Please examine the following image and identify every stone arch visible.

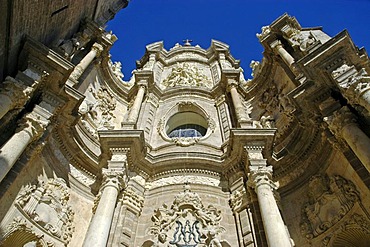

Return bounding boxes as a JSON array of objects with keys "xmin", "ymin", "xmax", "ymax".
[
  {"xmin": 330, "ymin": 228, "xmax": 370, "ymax": 247},
  {"xmin": 1, "ymin": 228, "xmax": 48, "ymax": 247}
]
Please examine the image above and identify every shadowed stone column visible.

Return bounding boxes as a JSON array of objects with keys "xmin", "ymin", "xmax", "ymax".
[
  {"xmin": 127, "ymin": 81, "xmax": 147, "ymax": 123},
  {"xmin": 82, "ymin": 152, "xmax": 126, "ymax": 247},
  {"xmin": 69, "ymin": 43, "xmax": 104, "ymax": 82},
  {"xmin": 0, "ymin": 105, "xmax": 51, "ymax": 182},
  {"xmin": 227, "ymin": 78, "xmax": 252, "ymax": 127},
  {"xmin": 325, "ymin": 106, "xmax": 370, "ymax": 171},
  {"xmin": 270, "ymin": 40, "xmax": 295, "ymax": 67},
  {"xmin": 246, "ymin": 146, "xmax": 292, "ymax": 247}
]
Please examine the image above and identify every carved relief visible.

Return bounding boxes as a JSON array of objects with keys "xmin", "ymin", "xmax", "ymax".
[
  {"xmin": 331, "ymin": 65, "xmax": 370, "ymax": 109},
  {"xmin": 57, "ymin": 30, "xmax": 90, "ymax": 60},
  {"xmin": 229, "ymin": 187, "xmax": 247, "ymax": 212},
  {"xmin": 147, "ymin": 175, "xmax": 220, "ymax": 190},
  {"xmin": 6, "ymin": 176, "xmax": 75, "ymax": 245},
  {"xmin": 300, "ymin": 174, "xmax": 360, "ymax": 239},
  {"xmin": 79, "ymin": 85, "xmax": 117, "ymax": 132},
  {"xmin": 121, "ymin": 187, "xmax": 144, "ymax": 210},
  {"xmin": 162, "ymin": 63, "xmax": 212, "ymax": 88},
  {"xmin": 259, "ymin": 85, "xmax": 294, "ymax": 137},
  {"xmin": 283, "ymin": 27, "xmax": 318, "ymax": 52},
  {"xmin": 145, "ymin": 185, "xmax": 230, "ymax": 247}
]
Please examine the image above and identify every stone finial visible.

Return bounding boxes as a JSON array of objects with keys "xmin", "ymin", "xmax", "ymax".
[
  {"xmin": 256, "ymin": 26, "xmax": 271, "ymax": 40},
  {"xmin": 183, "ymin": 39, "xmax": 193, "ymax": 46}
]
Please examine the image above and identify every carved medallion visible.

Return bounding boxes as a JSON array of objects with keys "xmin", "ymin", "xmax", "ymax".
[
  {"xmin": 145, "ymin": 184, "xmax": 230, "ymax": 247},
  {"xmin": 300, "ymin": 174, "xmax": 360, "ymax": 240}
]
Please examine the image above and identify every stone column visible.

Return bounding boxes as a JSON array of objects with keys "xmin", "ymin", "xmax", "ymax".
[
  {"xmin": 0, "ymin": 77, "xmax": 32, "ymax": 120},
  {"xmin": 246, "ymin": 146, "xmax": 292, "ymax": 247},
  {"xmin": 69, "ymin": 43, "xmax": 104, "ymax": 81},
  {"xmin": 227, "ymin": 79, "xmax": 252, "ymax": 127},
  {"xmin": 82, "ymin": 153, "xmax": 126, "ymax": 247},
  {"xmin": 0, "ymin": 105, "xmax": 51, "ymax": 182},
  {"xmin": 324, "ymin": 106, "xmax": 370, "ymax": 171},
  {"xmin": 127, "ymin": 81, "xmax": 147, "ymax": 122},
  {"xmin": 270, "ymin": 40, "xmax": 295, "ymax": 67}
]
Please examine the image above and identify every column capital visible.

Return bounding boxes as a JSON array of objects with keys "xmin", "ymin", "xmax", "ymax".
[
  {"xmin": 1, "ymin": 77, "xmax": 31, "ymax": 107},
  {"xmin": 226, "ymin": 78, "xmax": 238, "ymax": 92},
  {"xmin": 17, "ymin": 105, "xmax": 51, "ymax": 140},
  {"xmin": 137, "ymin": 80, "xmax": 148, "ymax": 89},
  {"xmin": 324, "ymin": 106, "xmax": 356, "ymax": 137},
  {"xmin": 101, "ymin": 167, "xmax": 125, "ymax": 191},
  {"xmin": 248, "ymin": 165, "xmax": 278, "ymax": 190},
  {"xmin": 270, "ymin": 40, "xmax": 283, "ymax": 50},
  {"xmin": 91, "ymin": 43, "xmax": 104, "ymax": 57}
]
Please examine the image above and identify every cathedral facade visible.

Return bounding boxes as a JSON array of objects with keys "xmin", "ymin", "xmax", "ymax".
[{"xmin": 0, "ymin": 2, "xmax": 369, "ymax": 247}]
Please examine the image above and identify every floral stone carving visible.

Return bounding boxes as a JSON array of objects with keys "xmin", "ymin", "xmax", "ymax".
[
  {"xmin": 300, "ymin": 174, "xmax": 360, "ymax": 240},
  {"xmin": 146, "ymin": 184, "xmax": 230, "ymax": 247},
  {"xmin": 12, "ymin": 176, "xmax": 75, "ymax": 244},
  {"xmin": 162, "ymin": 63, "xmax": 212, "ymax": 89}
]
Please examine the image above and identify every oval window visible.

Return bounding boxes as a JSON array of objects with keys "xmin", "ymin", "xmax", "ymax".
[{"xmin": 166, "ymin": 112, "xmax": 208, "ymax": 138}]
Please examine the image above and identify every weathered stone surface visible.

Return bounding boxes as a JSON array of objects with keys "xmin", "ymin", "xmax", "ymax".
[{"xmin": 1, "ymin": 10, "xmax": 370, "ymax": 247}]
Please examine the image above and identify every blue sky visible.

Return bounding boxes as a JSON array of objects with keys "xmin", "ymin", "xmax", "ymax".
[{"xmin": 107, "ymin": 0, "xmax": 370, "ymax": 80}]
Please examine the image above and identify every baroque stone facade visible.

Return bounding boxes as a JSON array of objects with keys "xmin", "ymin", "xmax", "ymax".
[{"xmin": 0, "ymin": 5, "xmax": 369, "ymax": 247}]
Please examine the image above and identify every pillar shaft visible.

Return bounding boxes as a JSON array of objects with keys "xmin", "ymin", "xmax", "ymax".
[
  {"xmin": 70, "ymin": 43, "xmax": 103, "ymax": 80},
  {"xmin": 0, "ymin": 105, "xmax": 50, "ymax": 182},
  {"xmin": 246, "ymin": 145, "xmax": 292, "ymax": 247},
  {"xmin": 0, "ymin": 127, "xmax": 33, "ymax": 181},
  {"xmin": 342, "ymin": 123, "xmax": 370, "ymax": 169},
  {"xmin": 0, "ymin": 95, "xmax": 14, "ymax": 120},
  {"xmin": 249, "ymin": 167, "xmax": 292, "ymax": 247},
  {"xmin": 358, "ymin": 89, "xmax": 370, "ymax": 112},
  {"xmin": 127, "ymin": 84, "xmax": 146, "ymax": 122},
  {"xmin": 83, "ymin": 184, "xmax": 120, "ymax": 247},
  {"xmin": 271, "ymin": 40, "xmax": 295, "ymax": 66},
  {"xmin": 227, "ymin": 81, "xmax": 250, "ymax": 125},
  {"xmin": 83, "ymin": 157, "xmax": 126, "ymax": 247},
  {"xmin": 325, "ymin": 106, "xmax": 370, "ymax": 171}
]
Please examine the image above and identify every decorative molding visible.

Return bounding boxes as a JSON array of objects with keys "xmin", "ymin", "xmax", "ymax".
[
  {"xmin": 146, "ymin": 175, "xmax": 220, "ymax": 190},
  {"xmin": 157, "ymin": 101, "xmax": 216, "ymax": 146}
]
